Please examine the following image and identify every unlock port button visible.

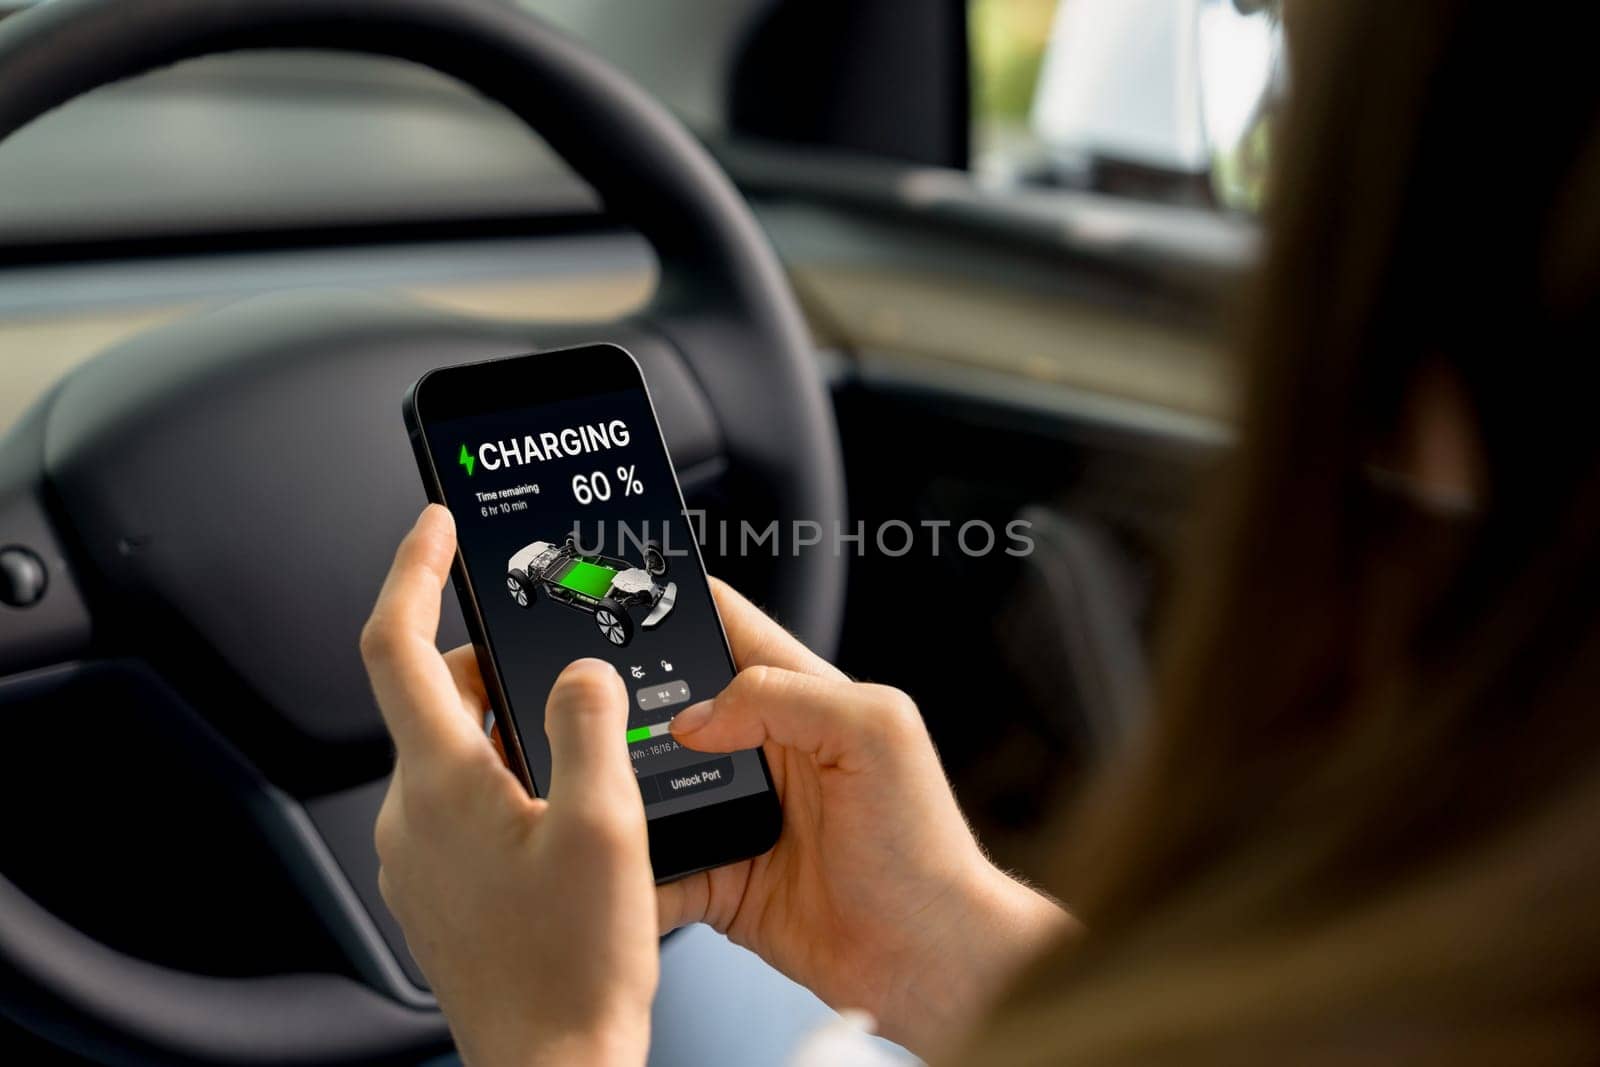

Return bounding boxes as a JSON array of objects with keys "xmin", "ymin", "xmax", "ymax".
[{"xmin": 651, "ymin": 756, "xmax": 735, "ymax": 800}]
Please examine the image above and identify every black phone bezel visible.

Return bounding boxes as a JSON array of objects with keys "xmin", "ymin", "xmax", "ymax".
[{"xmin": 403, "ymin": 343, "xmax": 781, "ymax": 883}]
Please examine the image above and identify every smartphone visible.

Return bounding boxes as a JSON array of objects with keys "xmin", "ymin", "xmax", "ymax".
[{"xmin": 403, "ymin": 343, "xmax": 781, "ymax": 881}]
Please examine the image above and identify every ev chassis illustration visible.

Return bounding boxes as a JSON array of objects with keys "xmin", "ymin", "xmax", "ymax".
[{"xmin": 505, "ymin": 536, "xmax": 676, "ymax": 647}]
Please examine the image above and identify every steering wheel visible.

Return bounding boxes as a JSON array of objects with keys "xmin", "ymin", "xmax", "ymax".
[{"xmin": 0, "ymin": 0, "xmax": 847, "ymax": 1061}]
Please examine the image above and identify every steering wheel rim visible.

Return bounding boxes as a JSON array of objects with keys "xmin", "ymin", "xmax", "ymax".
[
  {"xmin": 0, "ymin": 0, "xmax": 846, "ymax": 1062},
  {"xmin": 0, "ymin": 0, "xmax": 847, "ymax": 649}
]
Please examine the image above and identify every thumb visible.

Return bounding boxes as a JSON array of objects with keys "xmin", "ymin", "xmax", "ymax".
[
  {"xmin": 543, "ymin": 659, "xmax": 638, "ymax": 814},
  {"xmin": 670, "ymin": 666, "xmax": 918, "ymax": 772}
]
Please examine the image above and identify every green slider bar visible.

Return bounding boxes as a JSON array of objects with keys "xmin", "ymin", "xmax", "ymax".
[{"xmin": 627, "ymin": 721, "xmax": 672, "ymax": 744}]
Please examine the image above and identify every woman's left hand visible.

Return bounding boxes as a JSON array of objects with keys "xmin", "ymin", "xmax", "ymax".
[{"xmin": 361, "ymin": 505, "xmax": 657, "ymax": 1067}]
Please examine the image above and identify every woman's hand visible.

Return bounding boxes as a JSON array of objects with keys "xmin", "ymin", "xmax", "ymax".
[
  {"xmin": 658, "ymin": 580, "xmax": 1071, "ymax": 1056},
  {"xmin": 362, "ymin": 506, "xmax": 656, "ymax": 1067}
]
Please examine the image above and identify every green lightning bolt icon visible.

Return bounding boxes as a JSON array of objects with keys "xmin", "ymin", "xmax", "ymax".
[{"xmin": 458, "ymin": 444, "xmax": 475, "ymax": 476}]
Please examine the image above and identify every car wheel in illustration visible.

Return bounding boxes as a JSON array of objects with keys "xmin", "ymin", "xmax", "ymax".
[
  {"xmin": 507, "ymin": 569, "xmax": 535, "ymax": 608},
  {"xmin": 644, "ymin": 540, "xmax": 667, "ymax": 576},
  {"xmin": 595, "ymin": 598, "xmax": 634, "ymax": 646}
]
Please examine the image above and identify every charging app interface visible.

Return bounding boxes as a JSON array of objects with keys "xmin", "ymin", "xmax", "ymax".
[{"xmin": 427, "ymin": 386, "xmax": 766, "ymax": 818}]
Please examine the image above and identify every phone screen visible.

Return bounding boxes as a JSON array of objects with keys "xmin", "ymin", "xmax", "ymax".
[{"xmin": 412, "ymin": 350, "xmax": 773, "ymax": 824}]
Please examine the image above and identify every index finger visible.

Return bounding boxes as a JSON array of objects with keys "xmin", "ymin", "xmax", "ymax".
[
  {"xmin": 361, "ymin": 505, "xmax": 486, "ymax": 762},
  {"xmin": 710, "ymin": 577, "xmax": 846, "ymax": 681}
]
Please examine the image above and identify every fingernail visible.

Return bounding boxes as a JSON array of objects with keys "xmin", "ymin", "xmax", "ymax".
[{"xmin": 670, "ymin": 701, "xmax": 713, "ymax": 734}]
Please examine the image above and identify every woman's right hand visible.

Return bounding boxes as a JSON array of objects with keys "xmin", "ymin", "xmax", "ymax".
[{"xmin": 658, "ymin": 580, "xmax": 1071, "ymax": 1056}]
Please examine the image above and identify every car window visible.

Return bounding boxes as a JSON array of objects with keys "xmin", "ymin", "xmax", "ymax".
[
  {"xmin": 528, "ymin": 0, "xmax": 1285, "ymax": 210},
  {"xmin": 970, "ymin": 0, "xmax": 1284, "ymax": 212}
]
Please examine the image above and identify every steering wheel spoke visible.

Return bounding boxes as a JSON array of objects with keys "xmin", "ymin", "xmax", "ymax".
[{"xmin": 0, "ymin": 660, "xmax": 448, "ymax": 1063}]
